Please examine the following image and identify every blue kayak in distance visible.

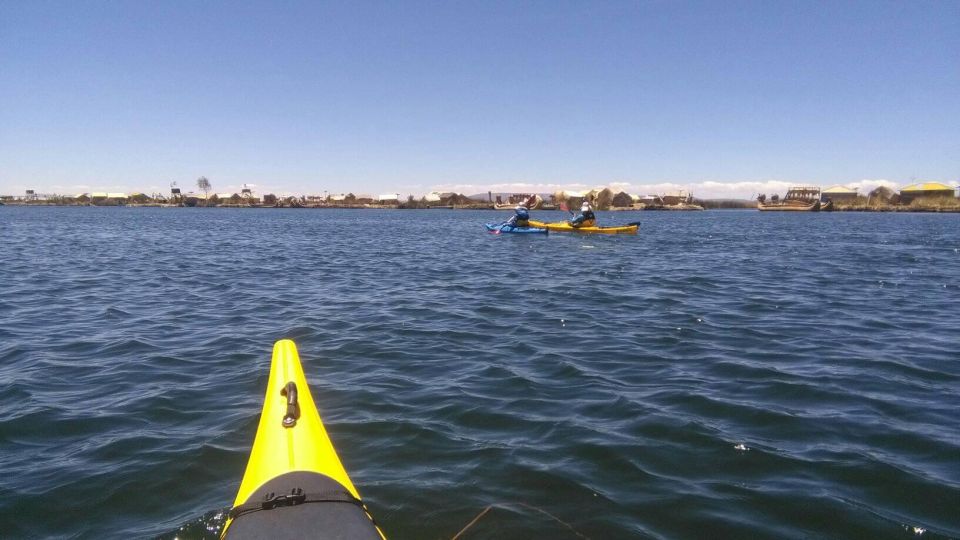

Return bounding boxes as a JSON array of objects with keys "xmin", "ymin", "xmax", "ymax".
[{"xmin": 485, "ymin": 223, "xmax": 548, "ymax": 234}]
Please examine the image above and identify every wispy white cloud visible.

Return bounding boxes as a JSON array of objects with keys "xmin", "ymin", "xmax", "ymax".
[
  {"xmin": 846, "ymin": 179, "xmax": 897, "ymax": 193},
  {"xmin": 429, "ymin": 179, "xmax": 787, "ymax": 199},
  {"xmin": 426, "ymin": 178, "xmax": 925, "ymax": 199},
  {"xmin": 428, "ymin": 180, "xmax": 592, "ymax": 197},
  {"xmin": 8, "ymin": 177, "xmax": 939, "ymax": 200}
]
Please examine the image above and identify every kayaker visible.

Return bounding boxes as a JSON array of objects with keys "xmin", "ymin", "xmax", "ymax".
[
  {"xmin": 570, "ymin": 200, "xmax": 596, "ymax": 228},
  {"xmin": 505, "ymin": 204, "xmax": 530, "ymax": 227}
]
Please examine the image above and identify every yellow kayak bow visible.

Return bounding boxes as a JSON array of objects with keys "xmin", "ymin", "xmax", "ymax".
[{"xmin": 222, "ymin": 340, "xmax": 384, "ymax": 539}]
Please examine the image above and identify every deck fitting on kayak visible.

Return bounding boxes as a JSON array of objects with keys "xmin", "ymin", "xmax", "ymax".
[
  {"xmin": 281, "ymin": 381, "xmax": 300, "ymax": 427},
  {"xmin": 262, "ymin": 488, "xmax": 307, "ymax": 510},
  {"xmin": 227, "ymin": 483, "xmax": 368, "ymax": 521}
]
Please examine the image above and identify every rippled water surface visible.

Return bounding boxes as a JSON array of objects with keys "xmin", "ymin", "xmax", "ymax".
[{"xmin": 1, "ymin": 207, "xmax": 958, "ymax": 539}]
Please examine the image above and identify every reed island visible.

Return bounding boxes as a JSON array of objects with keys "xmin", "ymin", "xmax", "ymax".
[{"xmin": 3, "ymin": 180, "xmax": 958, "ymax": 212}]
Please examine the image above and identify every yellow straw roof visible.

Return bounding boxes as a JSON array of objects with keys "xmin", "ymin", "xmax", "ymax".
[{"xmin": 900, "ymin": 182, "xmax": 954, "ymax": 192}]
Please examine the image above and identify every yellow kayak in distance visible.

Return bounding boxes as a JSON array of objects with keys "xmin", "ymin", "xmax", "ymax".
[
  {"xmin": 222, "ymin": 340, "xmax": 385, "ymax": 539},
  {"xmin": 528, "ymin": 219, "xmax": 639, "ymax": 234}
]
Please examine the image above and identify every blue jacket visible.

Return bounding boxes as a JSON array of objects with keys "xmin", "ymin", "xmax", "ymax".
[
  {"xmin": 507, "ymin": 207, "xmax": 530, "ymax": 226},
  {"xmin": 570, "ymin": 209, "xmax": 595, "ymax": 226}
]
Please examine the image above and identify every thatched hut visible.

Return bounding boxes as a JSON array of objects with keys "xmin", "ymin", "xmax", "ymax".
[
  {"xmin": 611, "ymin": 191, "xmax": 635, "ymax": 208},
  {"xmin": 821, "ymin": 185, "xmax": 859, "ymax": 202},
  {"xmin": 899, "ymin": 182, "xmax": 956, "ymax": 204},
  {"xmin": 868, "ymin": 186, "xmax": 898, "ymax": 204}
]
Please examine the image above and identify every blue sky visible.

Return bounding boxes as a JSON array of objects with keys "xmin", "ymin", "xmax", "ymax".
[{"xmin": 1, "ymin": 0, "xmax": 958, "ymax": 198}]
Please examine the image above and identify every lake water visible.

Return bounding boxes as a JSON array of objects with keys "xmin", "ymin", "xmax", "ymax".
[{"xmin": 0, "ymin": 207, "xmax": 957, "ymax": 539}]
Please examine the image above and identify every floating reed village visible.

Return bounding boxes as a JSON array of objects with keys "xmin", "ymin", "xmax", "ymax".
[{"xmin": 3, "ymin": 180, "xmax": 960, "ymax": 212}]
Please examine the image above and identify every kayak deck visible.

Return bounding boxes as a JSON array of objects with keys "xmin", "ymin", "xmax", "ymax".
[
  {"xmin": 528, "ymin": 219, "xmax": 638, "ymax": 234},
  {"xmin": 485, "ymin": 223, "xmax": 548, "ymax": 234},
  {"xmin": 222, "ymin": 340, "xmax": 384, "ymax": 539}
]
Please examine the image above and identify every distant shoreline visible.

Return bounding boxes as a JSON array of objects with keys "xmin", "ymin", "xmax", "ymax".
[{"xmin": 3, "ymin": 201, "xmax": 959, "ymax": 212}]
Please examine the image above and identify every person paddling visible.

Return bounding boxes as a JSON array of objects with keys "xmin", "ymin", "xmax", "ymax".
[
  {"xmin": 570, "ymin": 200, "xmax": 596, "ymax": 228},
  {"xmin": 505, "ymin": 204, "xmax": 530, "ymax": 227}
]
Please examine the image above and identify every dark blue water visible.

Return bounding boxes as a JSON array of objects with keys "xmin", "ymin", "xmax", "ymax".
[{"xmin": 0, "ymin": 207, "xmax": 957, "ymax": 539}]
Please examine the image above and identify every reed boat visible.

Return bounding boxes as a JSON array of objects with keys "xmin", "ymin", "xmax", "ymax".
[{"xmin": 757, "ymin": 187, "xmax": 821, "ymax": 211}]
